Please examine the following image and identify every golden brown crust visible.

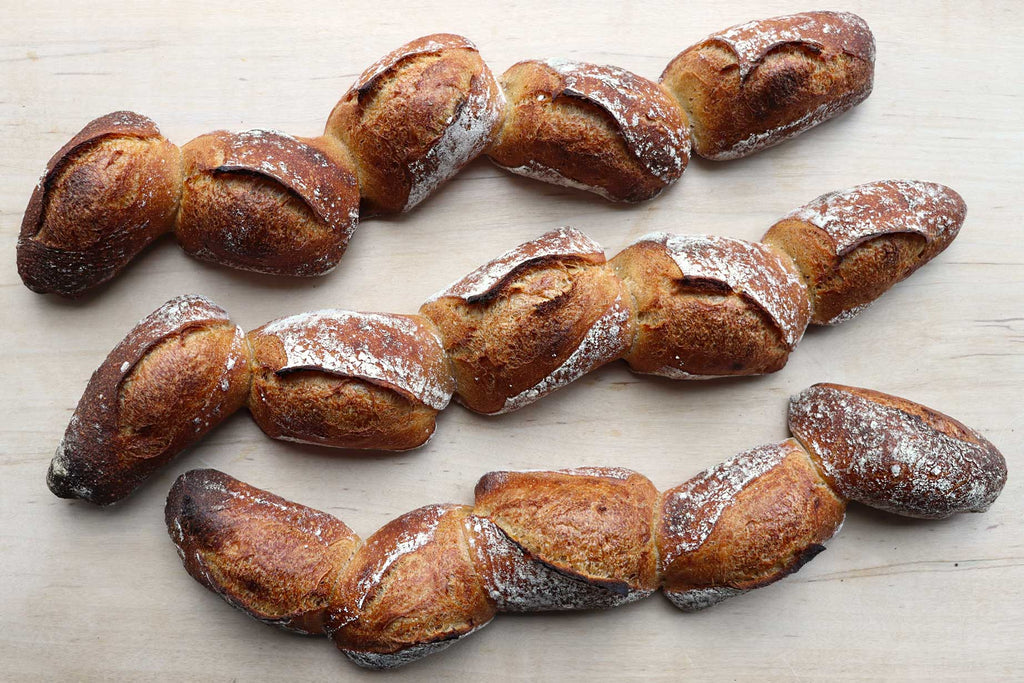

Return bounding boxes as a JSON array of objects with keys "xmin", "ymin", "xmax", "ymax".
[
  {"xmin": 661, "ymin": 11, "xmax": 875, "ymax": 160},
  {"xmin": 420, "ymin": 228, "xmax": 634, "ymax": 414},
  {"xmin": 47, "ymin": 295, "xmax": 251, "ymax": 505},
  {"xmin": 487, "ymin": 59, "xmax": 689, "ymax": 202},
  {"xmin": 611, "ymin": 235, "xmax": 809, "ymax": 378},
  {"xmin": 174, "ymin": 129, "xmax": 359, "ymax": 276},
  {"xmin": 245, "ymin": 310, "xmax": 453, "ymax": 451},
  {"xmin": 17, "ymin": 111, "xmax": 182, "ymax": 296},
  {"xmin": 327, "ymin": 504, "xmax": 495, "ymax": 662},
  {"xmin": 166, "ymin": 469, "xmax": 360, "ymax": 634},
  {"xmin": 788, "ymin": 384, "xmax": 1008, "ymax": 518},
  {"xmin": 658, "ymin": 439, "xmax": 846, "ymax": 610},
  {"xmin": 764, "ymin": 180, "xmax": 968, "ymax": 324},
  {"xmin": 325, "ymin": 33, "xmax": 504, "ymax": 215},
  {"xmin": 473, "ymin": 468, "xmax": 659, "ymax": 595}
]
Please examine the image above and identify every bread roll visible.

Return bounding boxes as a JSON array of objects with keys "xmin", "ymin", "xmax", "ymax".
[
  {"xmin": 325, "ymin": 33, "xmax": 505, "ymax": 215},
  {"xmin": 469, "ymin": 467, "xmax": 659, "ymax": 610},
  {"xmin": 17, "ymin": 111, "xmax": 182, "ymax": 296},
  {"xmin": 165, "ymin": 468, "xmax": 360, "ymax": 635},
  {"xmin": 660, "ymin": 11, "xmax": 875, "ymax": 159},
  {"xmin": 420, "ymin": 227, "xmax": 635, "ymax": 414},
  {"xmin": 788, "ymin": 384, "xmax": 1008, "ymax": 518},
  {"xmin": 610, "ymin": 232, "xmax": 810, "ymax": 378},
  {"xmin": 487, "ymin": 59, "xmax": 689, "ymax": 201},
  {"xmin": 174, "ymin": 130, "xmax": 359, "ymax": 276},
  {"xmin": 47, "ymin": 295, "xmax": 251, "ymax": 504},
  {"xmin": 658, "ymin": 439, "xmax": 846, "ymax": 611},
  {"xmin": 246, "ymin": 310, "xmax": 454, "ymax": 450},
  {"xmin": 326, "ymin": 504, "xmax": 495, "ymax": 669},
  {"xmin": 763, "ymin": 180, "xmax": 967, "ymax": 324}
]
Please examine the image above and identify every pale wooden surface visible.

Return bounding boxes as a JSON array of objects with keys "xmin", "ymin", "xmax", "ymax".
[{"xmin": 1, "ymin": 0, "xmax": 1021, "ymax": 680}]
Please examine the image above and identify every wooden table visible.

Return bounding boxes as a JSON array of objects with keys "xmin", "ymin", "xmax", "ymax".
[{"xmin": 2, "ymin": 1, "xmax": 1021, "ymax": 679}]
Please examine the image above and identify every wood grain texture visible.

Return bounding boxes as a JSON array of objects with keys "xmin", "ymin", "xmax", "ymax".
[{"xmin": 1, "ymin": 0, "xmax": 1021, "ymax": 679}]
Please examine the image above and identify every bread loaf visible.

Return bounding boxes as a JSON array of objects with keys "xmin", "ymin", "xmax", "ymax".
[
  {"xmin": 487, "ymin": 59, "xmax": 689, "ymax": 201},
  {"xmin": 165, "ymin": 388, "xmax": 1005, "ymax": 668},
  {"xmin": 17, "ymin": 111, "xmax": 181, "ymax": 295},
  {"xmin": 21, "ymin": 16, "xmax": 877, "ymax": 296},
  {"xmin": 49, "ymin": 183, "xmax": 967, "ymax": 503},
  {"xmin": 48, "ymin": 295, "xmax": 250, "ymax": 504},
  {"xmin": 660, "ymin": 11, "xmax": 875, "ymax": 159}
]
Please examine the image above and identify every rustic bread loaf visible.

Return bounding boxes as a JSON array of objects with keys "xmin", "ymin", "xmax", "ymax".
[
  {"xmin": 324, "ymin": 33, "xmax": 505, "ymax": 215},
  {"xmin": 49, "ymin": 181, "xmax": 969, "ymax": 503},
  {"xmin": 246, "ymin": 310, "xmax": 454, "ymax": 450},
  {"xmin": 660, "ymin": 11, "xmax": 875, "ymax": 160},
  {"xmin": 420, "ymin": 227, "xmax": 635, "ymax": 414},
  {"xmin": 487, "ymin": 59, "xmax": 689, "ymax": 202},
  {"xmin": 20, "ymin": 17, "xmax": 880, "ymax": 296},
  {"xmin": 48, "ymin": 295, "xmax": 250, "ymax": 505},
  {"xmin": 165, "ymin": 391, "xmax": 1005, "ymax": 668},
  {"xmin": 788, "ymin": 383, "xmax": 1007, "ymax": 518},
  {"xmin": 610, "ymin": 233, "xmax": 810, "ymax": 378},
  {"xmin": 763, "ymin": 180, "xmax": 967, "ymax": 324},
  {"xmin": 175, "ymin": 130, "xmax": 359, "ymax": 276},
  {"xmin": 17, "ymin": 111, "xmax": 182, "ymax": 296}
]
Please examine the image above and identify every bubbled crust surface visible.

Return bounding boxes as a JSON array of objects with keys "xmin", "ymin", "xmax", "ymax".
[
  {"xmin": 764, "ymin": 180, "xmax": 968, "ymax": 324},
  {"xmin": 658, "ymin": 440, "xmax": 846, "ymax": 602},
  {"xmin": 166, "ymin": 469, "xmax": 360, "ymax": 635},
  {"xmin": 661, "ymin": 11, "xmax": 874, "ymax": 160},
  {"xmin": 788, "ymin": 384, "xmax": 1008, "ymax": 519},
  {"xmin": 420, "ymin": 229, "xmax": 634, "ymax": 414},
  {"xmin": 325, "ymin": 33, "xmax": 504, "ymax": 215},
  {"xmin": 17, "ymin": 111, "xmax": 182, "ymax": 296},
  {"xmin": 174, "ymin": 130, "xmax": 359, "ymax": 276},
  {"xmin": 46, "ymin": 295, "xmax": 251, "ymax": 505},
  {"xmin": 611, "ymin": 237, "xmax": 807, "ymax": 378},
  {"xmin": 473, "ymin": 468, "xmax": 659, "ymax": 594},
  {"xmin": 246, "ymin": 310, "xmax": 453, "ymax": 451},
  {"xmin": 487, "ymin": 59, "xmax": 689, "ymax": 202},
  {"xmin": 327, "ymin": 504, "xmax": 495, "ymax": 661}
]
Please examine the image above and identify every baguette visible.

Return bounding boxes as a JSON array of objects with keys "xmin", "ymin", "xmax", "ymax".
[
  {"xmin": 165, "ymin": 384, "xmax": 1006, "ymax": 668},
  {"xmin": 48, "ymin": 181, "xmax": 966, "ymax": 503},
  {"xmin": 19, "ymin": 13, "xmax": 876, "ymax": 296}
]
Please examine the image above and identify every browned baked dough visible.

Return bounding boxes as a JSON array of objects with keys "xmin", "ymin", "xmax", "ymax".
[
  {"xmin": 325, "ymin": 33, "xmax": 505, "ymax": 215},
  {"xmin": 661, "ymin": 11, "xmax": 875, "ymax": 160},
  {"xmin": 17, "ymin": 111, "xmax": 182, "ymax": 296},
  {"xmin": 488, "ymin": 59, "xmax": 689, "ymax": 202},
  {"xmin": 166, "ymin": 397, "xmax": 1005, "ymax": 668},
  {"xmin": 763, "ymin": 180, "xmax": 966, "ymax": 324}
]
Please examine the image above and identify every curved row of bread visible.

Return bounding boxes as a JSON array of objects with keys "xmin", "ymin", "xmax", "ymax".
[
  {"xmin": 18, "ymin": 11, "xmax": 876, "ymax": 296},
  {"xmin": 164, "ymin": 383, "xmax": 1007, "ymax": 669},
  {"xmin": 46, "ymin": 179, "xmax": 967, "ymax": 505}
]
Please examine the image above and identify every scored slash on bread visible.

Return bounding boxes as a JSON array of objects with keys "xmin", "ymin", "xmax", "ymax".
[
  {"xmin": 48, "ymin": 180, "xmax": 968, "ymax": 504},
  {"xmin": 164, "ymin": 385, "xmax": 1006, "ymax": 668},
  {"xmin": 19, "ymin": 12, "xmax": 878, "ymax": 297}
]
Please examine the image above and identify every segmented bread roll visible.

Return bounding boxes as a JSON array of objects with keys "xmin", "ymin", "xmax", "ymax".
[
  {"xmin": 763, "ymin": 180, "xmax": 966, "ymax": 323},
  {"xmin": 610, "ymin": 233, "xmax": 810, "ymax": 378},
  {"xmin": 175, "ymin": 130, "xmax": 359, "ymax": 276},
  {"xmin": 487, "ymin": 59, "xmax": 690, "ymax": 201},
  {"xmin": 48, "ymin": 295, "xmax": 250, "ymax": 505},
  {"xmin": 660, "ymin": 11, "xmax": 875, "ymax": 159},
  {"xmin": 788, "ymin": 384, "xmax": 1007, "ymax": 518},
  {"xmin": 48, "ymin": 181, "xmax": 969, "ymax": 503},
  {"xmin": 325, "ymin": 33, "xmax": 505, "ymax": 215},
  {"xmin": 420, "ymin": 227, "xmax": 635, "ymax": 414},
  {"xmin": 246, "ymin": 310, "xmax": 454, "ymax": 450},
  {"xmin": 165, "ymin": 389, "xmax": 1005, "ymax": 668},
  {"xmin": 17, "ymin": 111, "xmax": 182, "ymax": 295},
  {"xmin": 21, "ymin": 18, "xmax": 881, "ymax": 297}
]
